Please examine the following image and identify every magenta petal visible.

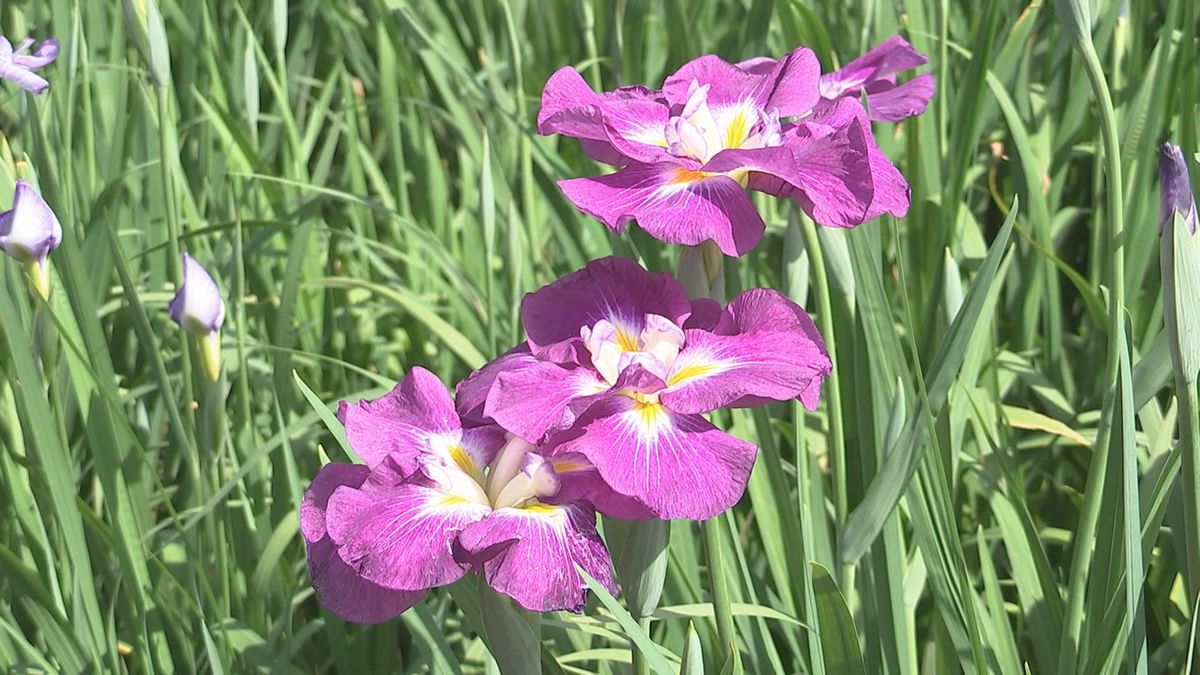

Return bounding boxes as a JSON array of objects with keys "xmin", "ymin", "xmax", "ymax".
[
  {"xmin": 546, "ymin": 452, "xmax": 657, "ymax": 520},
  {"xmin": 458, "ymin": 503, "xmax": 617, "ymax": 612},
  {"xmin": 325, "ymin": 481, "xmax": 490, "ymax": 592},
  {"xmin": 300, "ymin": 463, "xmax": 424, "ymax": 624},
  {"xmin": 520, "ymin": 256, "xmax": 692, "ymax": 352},
  {"xmin": 538, "ymin": 66, "xmax": 672, "ymax": 164},
  {"xmin": 661, "ymin": 289, "xmax": 831, "ymax": 414},
  {"xmin": 752, "ymin": 46, "xmax": 822, "ymax": 117},
  {"xmin": 456, "ymin": 344, "xmax": 536, "ymax": 426},
  {"xmin": 664, "ymin": 47, "xmax": 819, "ymax": 117},
  {"xmin": 338, "ymin": 367, "xmax": 462, "ymax": 472},
  {"xmin": 551, "ymin": 396, "xmax": 757, "ymax": 519},
  {"xmin": 662, "ymin": 55, "xmax": 758, "ymax": 108},
  {"xmin": 820, "ymin": 36, "xmax": 928, "ymax": 99},
  {"xmin": 711, "ymin": 120, "xmax": 874, "ymax": 228},
  {"xmin": 484, "ymin": 360, "xmax": 609, "ymax": 442},
  {"xmin": 557, "ymin": 163, "xmax": 766, "ymax": 256},
  {"xmin": 864, "ymin": 72, "xmax": 934, "ymax": 122}
]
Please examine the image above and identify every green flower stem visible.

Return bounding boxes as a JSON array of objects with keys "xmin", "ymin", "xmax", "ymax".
[
  {"xmin": 798, "ymin": 216, "xmax": 850, "ymax": 592},
  {"xmin": 678, "ymin": 242, "xmax": 740, "ymax": 672},
  {"xmin": 1177, "ymin": 379, "xmax": 1200, "ymax": 596},
  {"xmin": 1057, "ymin": 36, "xmax": 1129, "ymax": 674}
]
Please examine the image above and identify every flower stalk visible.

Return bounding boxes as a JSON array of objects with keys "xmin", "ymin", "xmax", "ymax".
[{"xmin": 1053, "ymin": 11, "xmax": 1137, "ymax": 670}]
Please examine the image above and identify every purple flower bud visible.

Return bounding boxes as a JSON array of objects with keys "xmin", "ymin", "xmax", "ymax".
[
  {"xmin": 0, "ymin": 180, "xmax": 62, "ymax": 265},
  {"xmin": 168, "ymin": 253, "xmax": 225, "ymax": 336},
  {"xmin": 1160, "ymin": 143, "xmax": 1198, "ymax": 234},
  {"xmin": 0, "ymin": 36, "xmax": 59, "ymax": 94},
  {"xmin": 1, "ymin": 180, "xmax": 62, "ymax": 299},
  {"xmin": 169, "ymin": 253, "xmax": 225, "ymax": 381}
]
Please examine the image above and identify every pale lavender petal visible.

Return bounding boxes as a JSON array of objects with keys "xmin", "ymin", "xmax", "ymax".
[
  {"xmin": 520, "ymin": 256, "xmax": 692, "ymax": 352},
  {"xmin": 12, "ymin": 38, "xmax": 59, "ymax": 68},
  {"xmin": 457, "ymin": 502, "xmax": 617, "ymax": 612},
  {"xmin": 661, "ymin": 289, "xmax": 831, "ymax": 414},
  {"xmin": 0, "ymin": 180, "xmax": 62, "ymax": 263},
  {"xmin": 325, "ymin": 481, "xmax": 490, "ymax": 592},
  {"xmin": 0, "ymin": 60, "xmax": 48, "ymax": 94},
  {"xmin": 168, "ymin": 253, "xmax": 226, "ymax": 335},
  {"xmin": 337, "ymin": 367, "xmax": 465, "ymax": 473},
  {"xmin": 557, "ymin": 162, "xmax": 766, "ymax": 256},
  {"xmin": 484, "ymin": 360, "xmax": 610, "ymax": 442},
  {"xmin": 550, "ymin": 396, "xmax": 757, "ymax": 519},
  {"xmin": 1160, "ymin": 143, "xmax": 1198, "ymax": 234},
  {"xmin": 301, "ymin": 463, "xmax": 423, "ymax": 624}
]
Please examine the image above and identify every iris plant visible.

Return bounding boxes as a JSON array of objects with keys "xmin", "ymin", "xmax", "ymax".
[
  {"xmin": 457, "ymin": 256, "xmax": 831, "ymax": 519},
  {"xmin": 0, "ymin": 36, "xmax": 59, "ymax": 94},
  {"xmin": 0, "ymin": 180, "xmax": 62, "ymax": 299},
  {"xmin": 302, "ymin": 368, "xmax": 617, "ymax": 622},
  {"xmin": 537, "ymin": 39, "xmax": 931, "ymax": 256}
]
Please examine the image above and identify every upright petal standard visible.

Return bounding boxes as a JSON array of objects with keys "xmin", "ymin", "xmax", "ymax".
[
  {"xmin": 168, "ymin": 253, "xmax": 226, "ymax": 382},
  {"xmin": 538, "ymin": 42, "xmax": 923, "ymax": 256},
  {"xmin": 0, "ymin": 36, "xmax": 59, "ymax": 94},
  {"xmin": 0, "ymin": 180, "xmax": 63, "ymax": 299},
  {"xmin": 460, "ymin": 256, "xmax": 832, "ymax": 519},
  {"xmin": 301, "ymin": 368, "xmax": 618, "ymax": 623}
]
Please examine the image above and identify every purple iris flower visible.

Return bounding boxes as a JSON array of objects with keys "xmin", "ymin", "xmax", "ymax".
[
  {"xmin": 537, "ymin": 44, "xmax": 916, "ymax": 257},
  {"xmin": 0, "ymin": 180, "xmax": 62, "ymax": 299},
  {"xmin": 301, "ymin": 368, "xmax": 618, "ymax": 623},
  {"xmin": 457, "ymin": 257, "xmax": 832, "ymax": 520},
  {"xmin": 739, "ymin": 36, "xmax": 934, "ymax": 123},
  {"xmin": 1160, "ymin": 143, "xmax": 1197, "ymax": 234},
  {"xmin": 0, "ymin": 36, "xmax": 59, "ymax": 94}
]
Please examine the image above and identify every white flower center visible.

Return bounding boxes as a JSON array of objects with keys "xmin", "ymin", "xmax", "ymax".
[
  {"xmin": 663, "ymin": 80, "xmax": 783, "ymax": 163},
  {"xmin": 581, "ymin": 314, "xmax": 685, "ymax": 403}
]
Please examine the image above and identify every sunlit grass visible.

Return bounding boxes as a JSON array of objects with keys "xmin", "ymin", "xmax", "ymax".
[{"xmin": 0, "ymin": 1, "xmax": 1197, "ymax": 673}]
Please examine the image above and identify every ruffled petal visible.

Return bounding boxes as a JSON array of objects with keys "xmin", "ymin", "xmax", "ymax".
[
  {"xmin": 862, "ymin": 72, "xmax": 934, "ymax": 122},
  {"xmin": 538, "ymin": 66, "xmax": 672, "ymax": 164},
  {"xmin": 545, "ymin": 452, "xmax": 657, "ymax": 520},
  {"xmin": 744, "ymin": 97, "xmax": 910, "ymax": 221},
  {"xmin": 520, "ymin": 256, "xmax": 692, "ymax": 352},
  {"xmin": 664, "ymin": 47, "xmax": 820, "ymax": 117},
  {"xmin": 457, "ymin": 502, "xmax": 617, "ymax": 612},
  {"xmin": 325, "ymin": 480, "xmax": 491, "ymax": 592},
  {"xmin": 300, "ymin": 463, "xmax": 424, "ymax": 624},
  {"xmin": 709, "ymin": 119, "xmax": 874, "ymax": 228},
  {"xmin": 660, "ymin": 289, "xmax": 831, "ymax": 413},
  {"xmin": 337, "ymin": 367, "xmax": 464, "ymax": 473},
  {"xmin": 484, "ymin": 360, "xmax": 610, "ymax": 442},
  {"xmin": 550, "ymin": 396, "xmax": 757, "ymax": 519},
  {"xmin": 557, "ymin": 163, "xmax": 766, "ymax": 256}
]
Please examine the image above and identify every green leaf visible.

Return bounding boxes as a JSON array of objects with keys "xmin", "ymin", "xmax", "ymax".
[{"xmin": 810, "ymin": 563, "xmax": 866, "ymax": 675}]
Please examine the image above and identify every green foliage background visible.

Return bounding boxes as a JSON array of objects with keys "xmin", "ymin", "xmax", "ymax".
[{"xmin": 0, "ymin": 0, "xmax": 1197, "ymax": 673}]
